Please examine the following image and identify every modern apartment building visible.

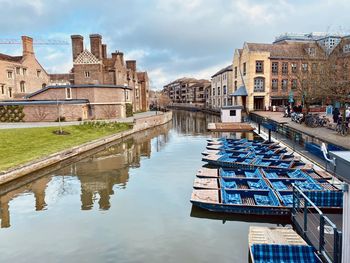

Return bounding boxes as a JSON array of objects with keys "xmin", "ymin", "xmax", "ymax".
[{"xmin": 210, "ymin": 65, "xmax": 233, "ymax": 109}]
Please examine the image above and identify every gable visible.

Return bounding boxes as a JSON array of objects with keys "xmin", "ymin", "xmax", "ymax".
[{"xmin": 74, "ymin": 49, "xmax": 101, "ymax": 64}]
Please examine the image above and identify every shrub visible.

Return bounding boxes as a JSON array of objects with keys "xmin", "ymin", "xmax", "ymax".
[
  {"xmin": 55, "ymin": 116, "xmax": 66, "ymax": 122},
  {"xmin": 126, "ymin": 103, "xmax": 133, "ymax": 117},
  {"xmin": 0, "ymin": 105, "xmax": 25, "ymax": 122}
]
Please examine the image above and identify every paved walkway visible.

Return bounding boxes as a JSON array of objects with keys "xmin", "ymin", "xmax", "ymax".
[
  {"xmin": 0, "ymin": 111, "xmax": 158, "ymax": 129},
  {"xmin": 253, "ymin": 111, "xmax": 350, "ymax": 150}
]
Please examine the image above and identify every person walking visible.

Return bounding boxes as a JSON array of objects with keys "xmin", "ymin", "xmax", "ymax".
[{"xmin": 333, "ymin": 107, "xmax": 340, "ymax": 123}]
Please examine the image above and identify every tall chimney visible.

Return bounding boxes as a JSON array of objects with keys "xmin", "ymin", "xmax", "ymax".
[
  {"xmin": 22, "ymin": 36, "xmax": 34, "ymax": 56},
  {"xmin": 102, "ymin": 44, "xmax": 107, "ymax": 59},
  {"xmin": 126, "ymin": 60, "xmax": 137, "ymax": 71},
  {"xmin": 112, "ymin": 51, "xmax": 124, "ymax": 65},
  {"xmin": 71, "ymin": 35, "xmax": 84, "ymax": 61},
  {"xmin": 90, "ymin": 34, "xmax": 102, "ymax": 60}
]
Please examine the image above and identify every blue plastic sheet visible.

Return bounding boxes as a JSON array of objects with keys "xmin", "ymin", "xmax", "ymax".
[
  {"xmin": 272, "ymin": 181, "xmax": 288, "ymax": 190},
  {"xmin": 254, "ymin": 195, "xmax": 272, "ymax": 206},
  {"xmin": 264, "ymin": 172, "xmax": 279, "ymax": 179},
  {"xmin": 295, "ymin": 181, "xmax": 323, "ymax": 191},
  {"xmin": 247, "ymin": 181, "xmax": 265, "ymax": 190},
  {"xmin": 223, "ymin": 192, "xmax": 242, "ymax": 204},
  {"xmin": 221, "ymin": 179, "xmax": 237, "ymax": 189},
  {"xmin": 287, "ymin": 169, "xmax": 307, "ymax": 179},
  {"xmin": 220, "ymin": 168, "xmax": 236, "ymax": 177},
  {"xmin": 281, "ymin": 194, "xmax": 294, "ymax": 206}
]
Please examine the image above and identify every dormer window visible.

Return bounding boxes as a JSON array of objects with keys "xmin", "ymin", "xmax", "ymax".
[
  {"xmin": 307, "ymin": 47, "xmax": 316, "ymax": 56},
  {"xmin": 343, "ymin": 44, "xmax": 350, "ymax": 53},
  {"xmin": 84, "ymin": 71, "xmax": 90, "ymax": 78},
  {"xmin": 66, "ymin": 88, "xmax": 72, "ymax": 99}
]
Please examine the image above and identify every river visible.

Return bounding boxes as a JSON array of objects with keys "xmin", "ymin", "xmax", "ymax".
[{"xmin": 0, "ymin": 110, "xmax": 285, "ymax": 263}]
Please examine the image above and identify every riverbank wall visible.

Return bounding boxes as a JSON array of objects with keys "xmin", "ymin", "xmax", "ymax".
[{"xmin": 0, "ymin": 111, "xmax": 172, "ymax": 185}]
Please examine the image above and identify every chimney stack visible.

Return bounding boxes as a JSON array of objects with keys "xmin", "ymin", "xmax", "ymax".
[
  {"xmin": 22, "ymin": 36, "xmax": 34, "ymax": 56},
  {"xmin": 126, "ymin": 60, "xmax": 137, "ymax": 71},
  {"xmin": 112, "ymin": 51, "xmax": 124, "ymax": 65},
  {"xmin": 102, "ymin": 44, "xmax": 107, "ymax": 59},
  {"xmin": 71, "ymin": 35, "xmax": 84, "ymax": 61},
  {"xmin": 89, "ymin": 34, "xmax": 102, "ymax": 60}
]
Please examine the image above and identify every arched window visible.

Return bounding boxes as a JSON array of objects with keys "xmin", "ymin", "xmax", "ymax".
[
  {"xmin": 20, "ymin": 81, "xmax": 25, "ymax": 93},
  {"xmin": 254, "ymin": 77, "xmax": 265, "ymax": 92}
]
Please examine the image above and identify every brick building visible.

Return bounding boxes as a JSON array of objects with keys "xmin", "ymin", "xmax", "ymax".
[
  {"xmin": 0, "ymin": 36, "xmax": 50, "ymax": 100},
  {"xmin": 0, "ymin": 34, "xmax": 150, "ymax": 122},
  {"xmin": 163, "ymin": 78, "xmax": 210, "ymax": 107}
]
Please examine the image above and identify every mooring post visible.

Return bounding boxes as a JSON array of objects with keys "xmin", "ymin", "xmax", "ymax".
[
  {"xmin": 258, "ymin": 123, "xmax": 261, "ymax": 134},
  {"xmin": 268, "ymin": 129, "xmax": 271, "ymax": 142}
]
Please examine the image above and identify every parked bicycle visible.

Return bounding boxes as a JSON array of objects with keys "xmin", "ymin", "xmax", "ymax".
[
  {"xmin": 304, "ymin": 113, "xmax": 329, "ymax": 128},
  {"xmin": 291, "ymin": 112, "xmax": 304, "ymax": 124},
  {"xmin": 336, "ymin": 117, "xmax": 349, "ymax": 136}
]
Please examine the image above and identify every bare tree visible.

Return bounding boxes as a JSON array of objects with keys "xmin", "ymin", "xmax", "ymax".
[{"xmin": 33, "ymin": 106, "xmax": 49, "ymax": 121}]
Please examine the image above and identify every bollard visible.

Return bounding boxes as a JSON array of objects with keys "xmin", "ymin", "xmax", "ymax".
[
  {"xmin": 268, "ymin": 129, "xmax": 271, "ymax": 142},
  {"xmin": 258, "ymin": 123, "xmax": 261, "ymax": 134}
]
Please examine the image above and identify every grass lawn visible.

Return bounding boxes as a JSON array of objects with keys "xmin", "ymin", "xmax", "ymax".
[{"xmin": 0, "ymin": 122, "xmax": 132, "ymax": 172}]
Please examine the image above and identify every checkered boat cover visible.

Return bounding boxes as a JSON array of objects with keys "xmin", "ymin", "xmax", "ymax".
[
  {"xmin": 251, "ymin": 244, "xmax": 321, "ymax": 263},
  {"xmin": 306, "ymin": 191, "xmax": 343, "ymax": 207}
]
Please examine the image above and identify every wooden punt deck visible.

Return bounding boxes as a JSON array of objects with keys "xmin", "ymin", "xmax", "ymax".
[
  {"xmin": 248, "ymin": 226, "xmax": 307, "ymax": 246},
  {"xmin": 193, "ymin": 178, "xmax": 218, "ymax": 189},
  {"xmin": 191, "ymin": 189, "xmax": 219, "ymax": 203},
  {"xmin": 207, "ymin": 122, "xmax": 254, "ymax": 132},
  {"xmin": 196, "ymin": 167, "xmax": 218, "ymax": 178}
]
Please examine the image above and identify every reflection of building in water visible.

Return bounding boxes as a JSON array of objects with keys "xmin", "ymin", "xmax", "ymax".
[
  {"xmin": 0, "ymin": 120, "xmax": 171, "ymax": 227},
  {"xmin": 0, "ymin": 176, "xmax": 51, "ymax": 228},
  {"xmin": 172, "ymin": 110, "xmax": 220, "ymax": 135}
]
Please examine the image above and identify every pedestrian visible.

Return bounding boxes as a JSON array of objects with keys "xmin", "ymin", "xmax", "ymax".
[
  {"xmin": 346, "ymin": 107, "xmax": 350, "ymax": 122},
  {"xmin": 333, "ymin": 107, "xmax": 340, "ymax": 123},
  {"xmin": 287, "ymin": 105, "xmax": 291, "ymax": 117}
]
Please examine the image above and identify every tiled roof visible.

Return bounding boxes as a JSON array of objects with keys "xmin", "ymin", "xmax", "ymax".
[
  {"xmin": 212, "ymin": 65, "xmax": 233, "ymax": 78},
  {"xmin": 0, "ymin": 53, "xmax": 23, "ymax": 63},
  {"xmin": 74, "ymin": 49, "xmax": 100, "ymax": 64}
]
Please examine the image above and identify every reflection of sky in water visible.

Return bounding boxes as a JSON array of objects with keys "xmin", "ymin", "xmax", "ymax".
[{"xmin": 0, "ymin": 110, "xmax": 277, "ymax": 263}]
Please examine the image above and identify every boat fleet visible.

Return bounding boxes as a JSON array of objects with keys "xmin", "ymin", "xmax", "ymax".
[{"xmin": 190, "ymin": 138, "xmax": 343, "ymax": 215}]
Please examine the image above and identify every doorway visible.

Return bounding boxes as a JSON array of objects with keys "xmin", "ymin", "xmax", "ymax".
[{"xmin": 254, "ymin": 97, "xmax": 264, "ymax": 110}]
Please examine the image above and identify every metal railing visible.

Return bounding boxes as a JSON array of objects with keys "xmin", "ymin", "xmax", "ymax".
[{"xmin": 292, "ymin": 184, "xmax": 342, "ymax": 263}]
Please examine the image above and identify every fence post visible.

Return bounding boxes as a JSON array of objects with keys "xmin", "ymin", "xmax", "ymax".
[
  {"xmin": 303, "ymin": 199, "xmax": 308, "ymax": 234},
  {"xmin": 333, "ymin": 229, "xmax": 341, "ymax": 263},
  {"xmin": 319, "ymin": 215, "xmax": 325, "ymax": 253}
]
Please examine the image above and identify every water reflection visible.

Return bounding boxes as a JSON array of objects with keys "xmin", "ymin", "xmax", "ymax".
[{"xmin": 0, "ymin": 122, "xmax": 171, "ymax": 228}]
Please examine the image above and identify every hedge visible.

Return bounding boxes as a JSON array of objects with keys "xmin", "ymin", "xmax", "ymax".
[{"xmin": 0, "ymin": 105, "xmax": 25, "ymax": 122}]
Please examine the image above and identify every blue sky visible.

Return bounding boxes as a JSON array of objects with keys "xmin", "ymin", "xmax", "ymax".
[{"xmin": 1, "ymin": 0, "xmax": 350, "ymax": 89}]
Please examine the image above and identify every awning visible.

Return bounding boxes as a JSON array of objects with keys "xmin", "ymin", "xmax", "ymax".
[{"xmin": 230, "ymin": 85, "xmax": 248, "ymax": 97}]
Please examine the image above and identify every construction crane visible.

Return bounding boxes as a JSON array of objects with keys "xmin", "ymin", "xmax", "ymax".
[{"xmin": 0, "ymin": 38, "xmax": 69, "ymax": 45}]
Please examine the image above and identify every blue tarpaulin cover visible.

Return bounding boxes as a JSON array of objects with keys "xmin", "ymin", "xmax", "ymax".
[
  {"xmin": 219, "ymin": 168, "xmax": 236, "ymax": 177},
  {"xmin": 254, "ymin": 195, "xmax": 272, "ymax": 206},
  {"xmin": 247, "ymin": 180, "xmax": 265, "ymax": 190},
  {"xmin": 220, "ymin": 178, "xmax": 237, "ymax": 189},
  {"xmin": 251, "ymin": 244, "xmax": 321, "ymax": 263},
  {"xmin": 272, "ymin": 181, "xmax": 288, "ymax": 190},
  {"xmin": 264, "ymin": 171, "xmax": 279, "ymax": 179},
  {"xmin": 221, "ymin": 190, "xmax": 242, "ymax": 205},
  {"xmin": 245, "ymin": 169, "xmax": 262, "ymax": 178},
  {"xmin": 288, "ymin": 170, "xmax": 307, "ymax": 179},
  {"xmin": 295, "ymin": 181, "xmax": 323, "ymax": 191},
  {"xmin": 281, "ymin": 194, "xmax": 294, "ymax": 206}
]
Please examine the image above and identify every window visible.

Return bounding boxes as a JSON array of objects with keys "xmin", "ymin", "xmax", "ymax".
[
  {"xmin": 7, "ymin": 71, "xmax": 13, "ymax": 79},
  {"xmin": 302, "ymin": 79, "xmax": 307, "ymax": 88},
  {"xmin": 312, "ymin": 63, "xmax": 318, "ymax": 73},
  {"xmin": 22, "ymin": 68, "xmax": 27, "ymax": 75},
  {"xmin": 212, "ymin": 88, "xmax": 215, "ymax": 96},
  {"xmin": 272, "ymin": 62, "xmax": 278, "ymax": 74},
  {"xmin": 243, "ymin": 62, "xmax": 246, "ymax": 76},
  {"xmin": 291, "ymin": 79, "xmax": 297, "ymax": 89},
  {"xmin": 343, "ymin": 44, "xmax": 350, "ymax": 53},
  {"xmin": 291, "ymin": 63, "xmax": 297, "ymax": 73},
  {"xmin": 8, "ymin": 87, "xmax": 12, "ymax": 98},
  {"xmin": 254, "ymin": 77, "xmax": 265, "ymax": 92},
  {"xmin": 84, "ymin": 71, "xmax": 90, "ymax": 78},
  {"xmin": 16, "ymin": 67, "xmax": 20, "ymax": 74},
  {"xmin": 256, "ymin": 61, "xmax": 264, "ymax": 73},
  {"xmin": 271, "ymin": 79, "xmax": 278, "ymax": 91},
  {"xmin": 302, "ymin": 63, "xmax": 308, "ymax": 72},
  {"xmin": 125, "ymin": 90, "xmax": 129, "ymax": 100},
  {"xmin": 217, "ymin": 98, "xmax": 220, "ymax": 106},
  {"xmin": 223, "ymin": 85, "xmax": 227, "ymax": 95},
  {"xmin": 1, "ymin": 85, "xmax": 4, "ymax": 94},
  {"xmin": 234, "ymin": 81, "xmax": 237, "ymax": 90},
  {"xmin": 307, "ymin": 47, "xmax": 316, "ymax": 56},
  {"xmin": 66, "ymin": 88, "xmax": 72, "ymax": 99},
  {"xmin": 282, "ymin": 79, "xmax": 288, "ymax": 91},
  {"xmin": 224, "ymin": 98, "xmax": 227, "ymax": 106},
  {"xmin": 37, "ymin": 70, "xmax": 41, "ymax": 77},
  {"xmin": 282, "ymin": 62, "xmax": 288, "ymax": 74},
  {"xmin": 218, "ymin": 87, "xmax": 221, "ymax": 96},
  {"xmin": 234, "ymin": 67, "xmax": 237, "ymax": 78},
  {"xmin": 230, "ymin": 110, "xmax": 236, "ymax": 116},
  {"xmin": 20, "ymin": 81, "xmax": 25, "ymax": 93}
]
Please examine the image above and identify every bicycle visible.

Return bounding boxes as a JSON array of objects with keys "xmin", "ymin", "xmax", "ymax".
[{"xmin": 336, "ymin": 118, "xmax": 349, "ymax": 136}]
